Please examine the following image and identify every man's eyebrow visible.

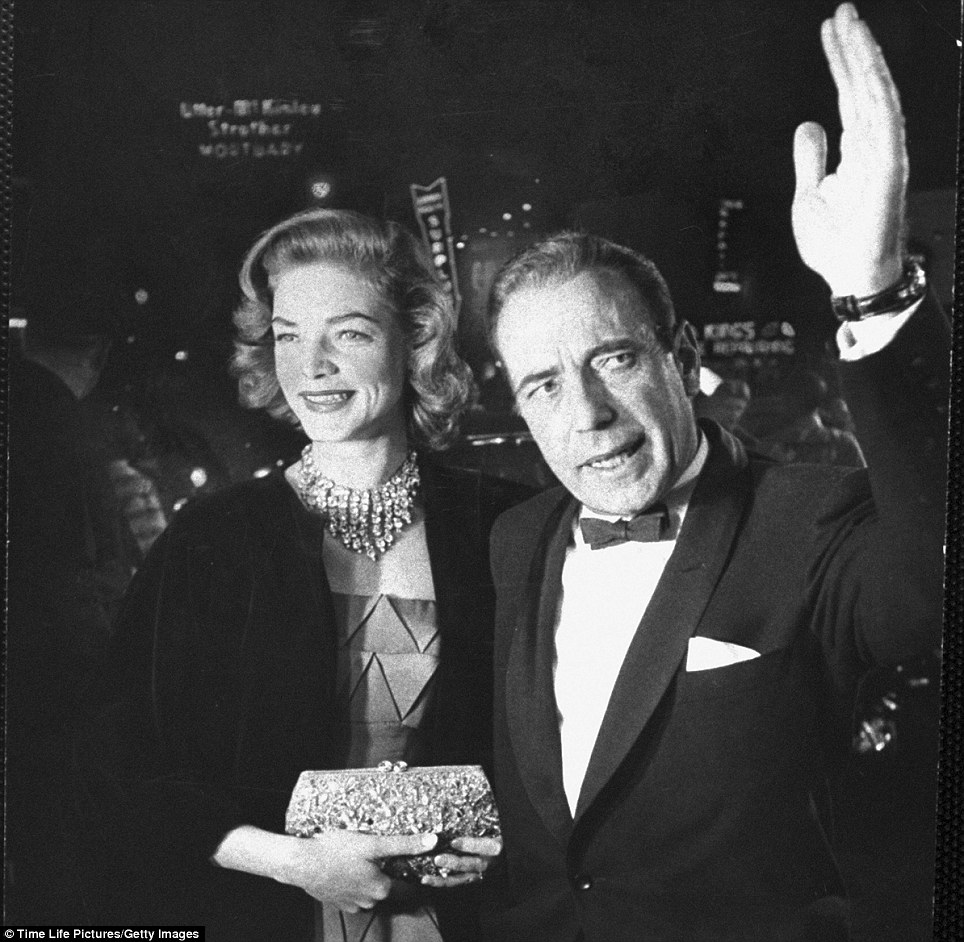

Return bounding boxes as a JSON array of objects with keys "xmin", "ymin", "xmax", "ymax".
[
  {"xmin": 513, "ymin": 336, "xmax": 643, "ymax": 395},
  {"xmin": 514, "ymin": 366, "xmax": 558, "ymax": 396},
  {"xmin": 587, "ymin": 337, "xmax": 639, "ymax": 359}
]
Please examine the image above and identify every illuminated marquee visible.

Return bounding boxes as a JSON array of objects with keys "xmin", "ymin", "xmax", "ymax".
[
  {"xmin": 701, "ymin": 320, "xmax": 796, "ymax": 357},
  {"xmin": 179, "ymin": 98, "xmax": 333, "ymax": 160},
  {"xmin": 410, "ymin": 177, "xmax": 461, "ymax": 314}
]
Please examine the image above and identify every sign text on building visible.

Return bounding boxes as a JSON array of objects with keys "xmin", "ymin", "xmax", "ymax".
[{"xmin": 179, "ymin": 98, "xmax": 335, "ymax": 160}]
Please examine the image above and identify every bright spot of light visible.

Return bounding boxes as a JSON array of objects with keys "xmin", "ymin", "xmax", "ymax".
[
  {"xmin": 253, "ymin": 466, "xmax": 272, "ymax": 479},
  {"xmin": 455, "ymin": 240, "xmax": 466, "ymax": 249},
  {"xmin": 522, "ymin": 203, "xmax": 532, "ymax": 212},
  {"xmin": 502, "ymin": 212, "xmax": 512, "ymax": 221},
  {"xmin": 190, "ymin": 467, "xmax": 208, "ymax": 488},
  {"xmin": 175, "ymin": 350, "xmax": 189, "ymax": 361},
  {"xmin": 310, "ymin": 180, "xmax": 333, "ymax": 200},
  {"xmin": 134, "ymin": 289, "xmax": 149, "ymax": 305},
  {"xmin": 173, "ymin": 498, "xmax": 189, "ymax": 512}
]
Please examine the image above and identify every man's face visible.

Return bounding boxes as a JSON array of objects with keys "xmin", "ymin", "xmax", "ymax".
[{"xmin": 496, "ymin": 270, "xmax": 701, "ymax": 516}]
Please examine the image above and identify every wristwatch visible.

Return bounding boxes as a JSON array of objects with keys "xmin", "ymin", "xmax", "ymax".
[{"xmin": 830, "ymin": 260, "xmax": 927, "ymax": 323}]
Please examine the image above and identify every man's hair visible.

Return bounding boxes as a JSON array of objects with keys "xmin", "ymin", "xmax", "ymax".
[
  {"xmin": 487, "ymin": 231, "xmax": 678, "ymax": 354},
  {"xmin": 231, "ymin": 207, "xmax": 472, "ymax": 451}
]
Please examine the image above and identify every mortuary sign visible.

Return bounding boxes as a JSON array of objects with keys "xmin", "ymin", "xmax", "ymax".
[{"xmin": 179, "ymin": 98, "xmax": 338, "ymax": 160}]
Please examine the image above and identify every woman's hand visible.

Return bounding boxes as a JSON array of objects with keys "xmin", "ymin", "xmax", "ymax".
[
  {"xmin": 279, "ymin": 830, "xmax": 439, "ymax": 912},
  {"xmin": 212, "ymin": 824, "xmax": 437, "ymax": 914},
  {"xmin": 419, "ymin": 836, "xmax": 503, "ymax": 889}
]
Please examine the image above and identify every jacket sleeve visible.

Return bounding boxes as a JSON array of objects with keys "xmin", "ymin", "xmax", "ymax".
[
  {"xmin": 76, "ymin": 511, "xmax": 255, "ymax": 891},
  {"xmin": 810, "ymin": 293, "xmax": 949, "ymax": 669}
]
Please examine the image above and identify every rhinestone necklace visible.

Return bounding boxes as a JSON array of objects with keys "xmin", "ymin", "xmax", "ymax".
[{"xmin": 297, "ymin": 446, "xmax": 420, "ymax": 560}]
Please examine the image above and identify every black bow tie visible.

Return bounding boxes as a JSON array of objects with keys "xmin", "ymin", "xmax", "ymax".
[{"xmin": 579, "ymin": 503, "xmax": 672, "ymax": 550}]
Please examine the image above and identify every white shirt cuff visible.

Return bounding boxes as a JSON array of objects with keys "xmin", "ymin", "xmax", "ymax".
[{"xmin": 836, "ymin": 301, "xmax": 921, "ymax": 362}]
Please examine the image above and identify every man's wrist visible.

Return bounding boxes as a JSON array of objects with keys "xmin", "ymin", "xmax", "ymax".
[
  {"xmin": 830, "ymin": 260, "xmax": 925, "ymax": 323},
  {"xmin": 827, "ymin": 256, "xmax": 904, "ymax": 300}
]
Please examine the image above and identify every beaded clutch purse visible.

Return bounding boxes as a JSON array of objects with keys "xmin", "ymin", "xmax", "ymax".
[{"xmin": 284, "ymin": 761, "xmax": 501, "ymax": 881}]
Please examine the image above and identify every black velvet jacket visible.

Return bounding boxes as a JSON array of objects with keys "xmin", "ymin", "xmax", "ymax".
[{"xmin": 78, "ymin": 457, "xmax": 532, "ymax": 941}]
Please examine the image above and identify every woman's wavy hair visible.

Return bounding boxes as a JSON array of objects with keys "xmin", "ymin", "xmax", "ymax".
[{"xmin": 231, "ymin": 208, "xmax": 472, "ymax": 451}]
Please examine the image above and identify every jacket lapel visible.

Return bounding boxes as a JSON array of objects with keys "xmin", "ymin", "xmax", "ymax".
[
  {"xmin": 419, "ymin": 458, "xmax": 483, "ymax": 650},
  {"xmin": 420, "ymin": 459, "xmax": 507, "ymax": 768},
  {"xmin": 573, "ymin": 425, "xmax": 751, "ymax": 822},
  {"xmin": 504, "ymin": 490, "xmax": 579, "ymax": 845}
]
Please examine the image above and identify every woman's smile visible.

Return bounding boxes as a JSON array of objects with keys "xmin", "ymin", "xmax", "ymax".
[{"xmin": 299, "ymin": 389, "xmax": 355, "ymax": 411}]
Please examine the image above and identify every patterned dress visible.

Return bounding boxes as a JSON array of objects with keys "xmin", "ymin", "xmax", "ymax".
[{"xmin": 315, "ymin": 508, "xmax": 445, "ymax": 942}]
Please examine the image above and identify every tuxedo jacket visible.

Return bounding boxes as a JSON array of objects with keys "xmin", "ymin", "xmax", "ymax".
[
  {"xmin": 485, "ymin": 299, "xmax": 949, "ymax": 942},
  {"xmin": 77, "ymin": 458, "xmax": 530, "ymax": 942}
]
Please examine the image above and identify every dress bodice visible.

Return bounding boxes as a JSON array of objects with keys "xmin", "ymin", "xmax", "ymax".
[{"xmin": 315, "ymin": 511, "xmax": 445, "ymax": 942}]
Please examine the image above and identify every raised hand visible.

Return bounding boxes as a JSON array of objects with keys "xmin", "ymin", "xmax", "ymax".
[{"xmin": 792, "ymin": 3, "xmax": 907, "ymax": 298}]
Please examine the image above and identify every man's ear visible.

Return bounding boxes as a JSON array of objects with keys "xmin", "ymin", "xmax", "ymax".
[{"xmin": 673, "ymin": 321, "xmax": 702, "ymax": 398}]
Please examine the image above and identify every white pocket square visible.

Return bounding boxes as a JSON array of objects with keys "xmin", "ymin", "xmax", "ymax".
[{"xmin": 685, "ymin": 637, "xmax": 760, "ymax": 672}]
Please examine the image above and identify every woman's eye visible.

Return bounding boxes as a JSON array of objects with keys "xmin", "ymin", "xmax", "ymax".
[
  {"xmin": 339, "ymin": 329, "xmax": 372, "ymax": 342},
  {"xmin": 273, "ymin": 332, "xmax": 297, "ymax": 343}
]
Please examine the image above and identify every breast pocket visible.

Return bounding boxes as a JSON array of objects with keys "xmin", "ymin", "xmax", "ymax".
[
  {"xmin": 654, "ymin": 646, "xmax": 821, "ymax": 792},
  {"xmin": 672, "ymin": 646, "xmax": 792, "ymax": 703}
]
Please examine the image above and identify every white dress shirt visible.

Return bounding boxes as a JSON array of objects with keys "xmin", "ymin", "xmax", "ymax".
[
  {"xmin": 554, "ymin": 435, "xmax": 709, "ymax": 815},
  {"xmin": 553, "ymin": 307, "xmax": 918, "ymax": 815},
  {"xmin": 837, "ymin": 305, "xmax": 916, "ymax": 360}
]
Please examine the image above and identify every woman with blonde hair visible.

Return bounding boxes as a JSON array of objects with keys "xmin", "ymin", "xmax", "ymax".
[{"xmin": 81, "ymin": 208, "xmax": 529, "ymax": 941}]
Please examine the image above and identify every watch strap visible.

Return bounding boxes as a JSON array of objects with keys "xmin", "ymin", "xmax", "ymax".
[{"xmin": 831, "ymin": 260, "xmax": 927, "ymax": 322}]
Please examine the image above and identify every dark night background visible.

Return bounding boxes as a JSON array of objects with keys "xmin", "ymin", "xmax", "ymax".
[
  {"xmin": 9, "ymin": 1, "xmax": 962, "ymax": 938},
  {"xmin": 14, "ymin": 1, "xmax": 960, "ymax": 388},
  {"xmin": 11, "ymin": 0, "xmax": 961, "ymax": 488}
]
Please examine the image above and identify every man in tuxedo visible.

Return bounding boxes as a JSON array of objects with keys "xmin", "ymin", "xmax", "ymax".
[{"xmin": 480, "ymin": 5, "xmax": 948, "ymax": 940}]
